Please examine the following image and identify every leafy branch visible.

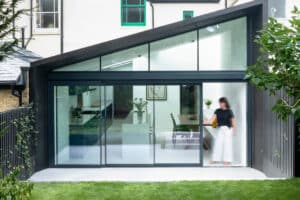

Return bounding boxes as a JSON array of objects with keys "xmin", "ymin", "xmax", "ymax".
[
  {"xmin": 0, "ymin": 0, "xmax": 27, "ymax": 61},
  {"xmin": 246, "ymin": 6, "xmax": 300, "ymax": 121}
]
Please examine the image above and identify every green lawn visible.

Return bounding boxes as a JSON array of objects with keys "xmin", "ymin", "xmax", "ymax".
[{"xmin": 31, "ymin": 179, "xmax": 300, "ymax": 200}]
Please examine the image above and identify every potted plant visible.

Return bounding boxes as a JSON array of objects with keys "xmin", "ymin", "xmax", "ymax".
[
  {"xmin": 132, "ymin": 98, "xmax": 148, "ymax": 123},
  {"xmin": 204, "ymin": 99, "xmax": 212, "ymax": 109}
]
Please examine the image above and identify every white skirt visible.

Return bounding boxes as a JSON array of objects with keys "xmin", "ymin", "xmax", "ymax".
[{"xmin": 212, "ymin": 126, "xmax": 233, "ymax": 162}]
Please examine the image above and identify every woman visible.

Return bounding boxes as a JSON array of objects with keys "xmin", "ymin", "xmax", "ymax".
[{"xmin": 208, "ymin": 97, "xmax": 236, "ymax": 166}]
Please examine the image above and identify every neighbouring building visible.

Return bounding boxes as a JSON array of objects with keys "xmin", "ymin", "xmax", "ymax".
[
  {"xmin": 30, "ymin": 0, "xmax": 299, "ymax": 178},
  {"xmin": 0, "ymin": 48, "xmax": 40, "ymax": 111},
  {"xmin": 14, "ymin": 0, "xmax": 300, "ymax": 57}
]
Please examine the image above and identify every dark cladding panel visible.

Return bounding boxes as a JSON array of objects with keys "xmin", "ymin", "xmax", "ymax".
[{"xmin": 251, "ymin": 88, "xmax": 295, "ymax": 177}]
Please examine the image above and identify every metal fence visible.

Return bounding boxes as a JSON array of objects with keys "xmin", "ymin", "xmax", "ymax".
[{"xmin": 0, "ymin": 106, "xmax": 34, "ymax": 178}]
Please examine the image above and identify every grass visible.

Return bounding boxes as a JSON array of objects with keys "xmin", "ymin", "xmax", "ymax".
[{"xmin": 31, "ymin": 179, "xmax": 300, "ymax": 200}]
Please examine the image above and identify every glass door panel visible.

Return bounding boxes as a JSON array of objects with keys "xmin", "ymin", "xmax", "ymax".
[
  {"xmin": 154, "ymin": 85, "xmax": 201, "ymax": 164},
  {"xmin": 55, "ymin": 85, "xmax": 102, "ymax": 165},
  {"xmin": 106, "ymin": 85, "xmax": 154, "ymax": 164},
  {"xmin": 202, "ymin": 83, "xmax": 247, "ymax": 166}
]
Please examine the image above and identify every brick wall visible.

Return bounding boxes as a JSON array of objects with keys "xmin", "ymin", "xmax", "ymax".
[{"xmin": 0, "ymin": 88, "xmax": 29, "ymax": 112}]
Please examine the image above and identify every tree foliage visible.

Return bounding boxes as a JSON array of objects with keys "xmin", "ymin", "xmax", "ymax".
[
  {"xmin": 246, "ymin": 7, "xmax": 300, "ymax": 121},
  {"xmin": 0, "ymin": 0, "xmax": 26, "ymax": 61}
]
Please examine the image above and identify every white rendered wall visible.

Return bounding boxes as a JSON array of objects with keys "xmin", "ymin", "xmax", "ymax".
[
  {"xmin": 63, "ymin": 0, "xmax": 152, "ymax": 52},
  {"xmin": 15, "ymin": 0, "xmax": 300, "ymax": 57},
  {"xmin": 152, "ymin": 1, "xmax": 226, "ymax": 27},
  {"xmin": 26, "ymin": 35, "xmax": 60, "ymax": 57}
]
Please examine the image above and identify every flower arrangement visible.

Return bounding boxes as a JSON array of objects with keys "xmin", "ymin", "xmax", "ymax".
[
  {"xmin": 205, "ymin": 99, "xmax": 213, "ymax": 109},
  {"xmin": 132, "ymin": 98, "xmax": 148, "ymax": 114}
]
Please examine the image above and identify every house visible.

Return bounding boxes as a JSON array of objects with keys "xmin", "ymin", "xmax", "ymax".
[
  {"xmin": 15, "ymin": 0, "xmax": 300, "ymax": 57},
  {"xmin": 29, "ymin": 0, "xmax": 299, "ymax": 178},
  {"xmin": 0, "ymin": 48, "xmax": 41, "ymax": 111}
]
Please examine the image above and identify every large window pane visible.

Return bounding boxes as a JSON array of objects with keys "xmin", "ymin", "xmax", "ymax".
[
  {"xmin": 154, "ymin": 85, "xmax": 200, "ymax": 164},
  {"xmin": 203, "ymin": 83, "xmax": 247, "ymax": 166},
  {"xmin": 150, "ymin": 31, "xmax": 197, "ymax": 71},
  {"xmin": 102, "ymin": 45, "xmax": 148, "ymax": 71},
  {"xmin": 55, "ymin": 85, "xmax": 104, "ymax": 165},
  {"xmin": 198, "ymin": 17, "xmax": 247, "ymax": 70},
  {"xmin": 37, "ymin": 0, "xmax": 54, "ymax": 12},
  {"xmin": 106, "ymin": 85, "xmax": 154, "ymax": 164},
  {"xmin": 36, "ymin": 13, "xmax": 57, "ymax": 28},
  {"xmin": 54, "ymin": 58, "xmax": 100, "ymax": 71}
]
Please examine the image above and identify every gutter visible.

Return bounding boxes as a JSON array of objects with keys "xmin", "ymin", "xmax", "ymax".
[
  {"xmin": 11, "ymin": 67, "xmax": 28, "ymax": 106},
  {"xmin": 60, "ymin": 0, "xmax": 64, "ymax": 54},
  {"xmin": 150, "ymin": 2, "xmax": 155, "ymax": 28},
  {"xmin": 25, "ymin": 0, "xmax": 33, "ymax": 48}
]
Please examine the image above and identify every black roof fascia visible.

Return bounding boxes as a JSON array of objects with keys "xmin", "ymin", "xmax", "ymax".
[
  {"xmin": 147, "ymin": 0, "xmax": 220, "ymax": 3},
  {"xmin": 31, "ymin": 0, "xmax": 264, "ymax": 70}
]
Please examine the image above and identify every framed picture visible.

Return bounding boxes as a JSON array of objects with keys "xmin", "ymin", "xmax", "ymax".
[{"xmin": 146, "ymin": 86, "xmax": 167, "ymax": 101}]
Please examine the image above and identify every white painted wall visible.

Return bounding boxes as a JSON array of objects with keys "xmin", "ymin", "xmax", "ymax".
[
  {"xmin": 152, "ymin": 0, "xmax": 226, "ymax": 27},
  {"xmin": 26, "ymin": 35, "xmax": 60, "ymax": 57},
  {"xmin": 13, "ymin": 0, "xmax": 300, "ymax": 58},
  {"xmin": 16, "ymin": 0, "xmax": 228, "ymax": 57},
  {"xmin": 63, "ymin": 0, "xmax": 152, "ymax": 52}
]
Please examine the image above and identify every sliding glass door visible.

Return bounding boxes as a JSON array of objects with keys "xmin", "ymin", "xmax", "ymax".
[
  {"xmin": 106, "ymin": 85, "xmax": 154, "ymax": 164},
  {"xmin": 202, "ymin": 83, "xmax": 247, "ymax": 167},
  {"xmin": 54, "ymin": 85, "xmax": 103, "ymax": 165},
  {"xmin": 154, "ymin": 85, "xmax": 201, "ymax": 164},
  {"xmin": 53, "ymin": 82, "xmax": 247, "ymax": 166}
]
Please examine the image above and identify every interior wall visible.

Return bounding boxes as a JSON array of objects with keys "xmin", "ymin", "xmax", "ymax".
[
  {"xmin": 223, "ymin": 83, "xmax": 247, "ymax": 166},
  {"xmin": 132, "ymin": 85, "xmax": 180, "ymax": 132}
]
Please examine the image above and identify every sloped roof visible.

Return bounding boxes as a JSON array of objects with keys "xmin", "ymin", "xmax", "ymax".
[
  {"xmin": 0, "ymin": 47, "xmax": 41, "ymax": 85},
  {"xmin": 31, "ymin": 0, "xmax": 265, "ymax": 71}
]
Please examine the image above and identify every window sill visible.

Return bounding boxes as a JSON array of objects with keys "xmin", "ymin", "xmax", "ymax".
[
  {"xmin": 121, "ymin": 22, "xmax": 146, "ymax": 27},
  {"xmin": 33, "ymin": 28, "xmax": 60, "ymax": 35}
]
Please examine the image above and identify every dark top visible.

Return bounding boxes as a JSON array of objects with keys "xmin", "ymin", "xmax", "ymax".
[{"xmin": 214, "ymin": 108, "xmax": 234, "ymax": 128}]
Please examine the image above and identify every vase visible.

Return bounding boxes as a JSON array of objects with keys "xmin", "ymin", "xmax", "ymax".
[{"xmin": 137, "ymin": 111, "xmax": 143, "ymax": 124}]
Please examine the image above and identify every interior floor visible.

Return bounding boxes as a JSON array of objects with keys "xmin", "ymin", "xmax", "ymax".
[{"xmin": 56, "ymin": 145, "xmax": 243, "ymax": 167}]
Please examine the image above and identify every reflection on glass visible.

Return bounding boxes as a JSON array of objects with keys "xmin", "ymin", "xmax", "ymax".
[
  {"xmin": 102, "ymin": 45, "xmax": 148, "ymax": 71},
  {"xmin": 154, "ymin": 85, "xmax": 200, "ymax": 164},
  {"xmin": 198, "ymin": 17, "xmax": 247, "ymax": 70},
  {"xmin": 54, "ymin": 58, "xmax": 100, "ymax": 71},
  {"xmin": 106, "ymin": 85, "xmax": 154, "ymax": 164},
  {"xmin": 203, "ymin": 83, "xmax": 247, "ymax": 166},
  {"xmin": 55, "ymin": 86, "xmax": 103, "ymax": 165},
  {"xmin": 54, "ymin": 83, "xmax": 247, "ymax": 166},
  {"xmin": 150, "ymin": 31, "xmax": 197, "ymax": 71}
]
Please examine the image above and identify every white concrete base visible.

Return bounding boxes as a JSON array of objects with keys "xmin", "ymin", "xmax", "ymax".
[{"xmin": 29, "ymin": 167, "xmax": 271, "ymax": 182}]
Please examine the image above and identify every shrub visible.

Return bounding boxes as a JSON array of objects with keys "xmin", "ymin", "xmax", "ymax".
[{"xmin": 0, "ymin": 168, "xmax": 33, "ymax": 200}]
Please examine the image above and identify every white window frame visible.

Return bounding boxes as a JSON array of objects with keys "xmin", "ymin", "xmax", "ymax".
[{"xmin": 33, "ymin": 0, "xmax": 60, "ymax": 34}]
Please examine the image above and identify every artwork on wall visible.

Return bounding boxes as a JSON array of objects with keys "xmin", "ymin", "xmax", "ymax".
[{"xmin": 146, "ymin": 85, "xmax": 167, "ymax": 100}]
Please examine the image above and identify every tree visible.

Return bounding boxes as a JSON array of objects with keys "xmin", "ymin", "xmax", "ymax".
[
  {"xmin": 0, "ymin": 0, "xmax": 26, "ymax": 61},
  {"xmin": 246, "ymin": 7, "xmax": 300, "ymax": 122}
]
